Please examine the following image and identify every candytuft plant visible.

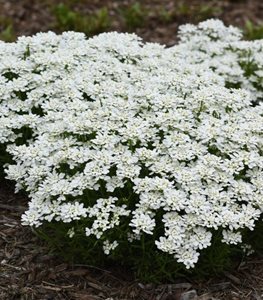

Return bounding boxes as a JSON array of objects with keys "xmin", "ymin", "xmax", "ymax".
[{"xmin": 0, "ymin": 20, "xmax": 263, "ymax": 282}]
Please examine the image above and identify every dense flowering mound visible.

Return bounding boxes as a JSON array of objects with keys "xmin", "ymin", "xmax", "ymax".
[{"xmin": 1, "ymin": 20, "xmax": 263, "ymax": 270}]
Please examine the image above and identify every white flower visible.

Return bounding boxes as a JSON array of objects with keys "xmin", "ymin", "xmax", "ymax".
[
  {"xmin": 57, "ymin": 202, "xmax": 88, "ymax": 223},
  {"xmin": 67, "ymin": 227, "xmax": 75, "ymax": 238},
  {"xmin": 130, "ymin": 211, "xmax": 156, "ymax": 235},
  {"xmin": 222, "ymin": 230, "xmax": 242, "ymax": 245},
  {"xmin": 103, "ymin": 240, "xmax": 118, "ymax": 255},
  {"xmin": 241, "ymin": 244, "xmax": 254, "ymax": 256}
]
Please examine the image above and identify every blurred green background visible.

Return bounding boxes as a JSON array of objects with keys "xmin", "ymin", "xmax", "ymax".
[{"xmin": 0, "ymin": 0, "xmax": 262, "ymax": 44}]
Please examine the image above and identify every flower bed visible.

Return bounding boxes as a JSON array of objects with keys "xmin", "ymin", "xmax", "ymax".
[{"xmin": 1, "ymin": 20, "xmax": 263, "ymax": 280}]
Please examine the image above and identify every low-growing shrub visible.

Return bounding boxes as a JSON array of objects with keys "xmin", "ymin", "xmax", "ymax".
[{"xmin": 0, "ymin": 20, "xmax": 263, "ymax": 282}]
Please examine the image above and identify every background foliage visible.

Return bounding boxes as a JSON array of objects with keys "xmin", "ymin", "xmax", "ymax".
[{"xmin": 0, "ymin": 0, "xmax": 263, "ymax": 44}]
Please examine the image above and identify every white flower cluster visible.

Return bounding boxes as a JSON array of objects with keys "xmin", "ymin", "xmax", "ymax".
[
  {"xmin": 103, "ymin": 240, "xmax": 119, "ymax": 255},
  {"xmin": 1, "ymin": 20, "xmax": 263, "ymax": 269},
  {"xmin": 172, "ymin": 19, "xmax": 263, "ymax": 102}
]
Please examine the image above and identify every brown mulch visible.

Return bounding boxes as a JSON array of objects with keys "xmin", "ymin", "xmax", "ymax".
[{"xmin": 1, "ymin": 0, "xmax": 263, "ymax": 299}]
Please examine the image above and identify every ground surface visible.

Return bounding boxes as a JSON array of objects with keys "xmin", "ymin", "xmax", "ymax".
[{"xmin": 1, "ymin": 0, "xmax": 263, "ymax": 299}]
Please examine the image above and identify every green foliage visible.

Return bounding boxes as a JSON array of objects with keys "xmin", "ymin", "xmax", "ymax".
[
  {"xmin": 120, "ymin": 2, "xmax": 147, "ymax": 31},
  {"xmin": 53, "ymin": 3, "xmax": 111, "ymax": 36},
  {"xmin": 244, "ymin": 20, "xmax": 263, "ymax": 40},
  {"xmin": 195, "ymin": 230, "xmax": 242, "ymax": 277},
  {"xmin": 159, "ymin": 7, "xmax": 176, "ymax": 24},
  {"xmin": 34, "ymin": 222, "xmax": 106, "ymax": 265},
  {"xmin": 177, "ymin": 2, "xmax": 192, "ymax": 17},
  {"xmin": 0, "ymin": 16, "xmax": 16, "ymax": 42},
  {"xmin": 244, "ymin": 219, "xmax": 263, "ymax": 253},
  {"xmin": 159, "ymin": 2, "xmax": 192, "ymax": 21},
  {"xmin": 0, "ymin": 144, "xmax": 12, "ymax": 179},
  {"xmin": 53, "ymin": 3, "xmax": 77, "ymax": 30},
  {"xmin": 196, "ymin": 4, "xmax": 222, "ymax": 21},
  {"xmin": 159, "ymin": 2, "xmax": 222, "ymax": 23},
  {"xmin": 33, "ymin": 220, "xmax": 256, "ymax": 283}
]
